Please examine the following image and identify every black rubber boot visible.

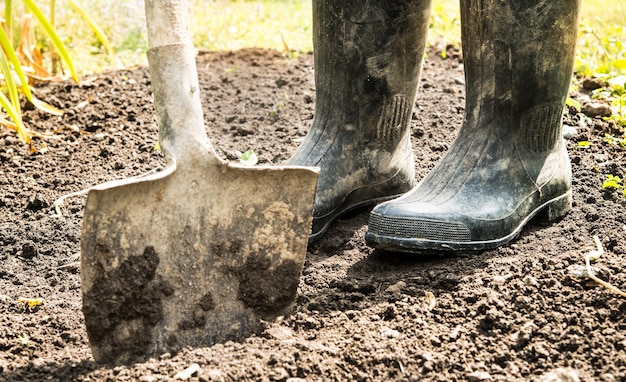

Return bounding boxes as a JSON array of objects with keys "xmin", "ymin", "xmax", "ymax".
[
  {"xmin": 366, "ymin": 0, "xmax": 581, "ymax": 252},
  {"xmin": 287, "ymin": 0, "xmax": 432, "ymax": 242}
]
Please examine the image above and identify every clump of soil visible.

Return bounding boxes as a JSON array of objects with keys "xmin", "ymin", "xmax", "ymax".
[{"xmin": 1, "ymin": 48, "xmax": 625, "ymax": 381}]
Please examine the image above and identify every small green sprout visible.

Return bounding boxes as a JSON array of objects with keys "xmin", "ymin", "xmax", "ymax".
[
  {"xmin": 269, "ymin": 103, "xmax": 284, "ymax": 118},
  {"xmin": 566, "ymin": 97, "xmax": 582, "ymax": 112},
  {"xmin": 18, "ymin": 333, "xmax": 30, "ymax": 348},
  {"xmin": 606, "ymin": 96, "xmax": 626, "ymax": 127},
  {"xmin": 608, "ymin": 75, "xmax": 626, "ymax": 94},
  {"xmin": 18, "ymin": 297, "xmax": 44, "ymax": 309},
  {"xmin": 602, "ymin": 174, "xmax": 622, "ymax": 190},
  {"xmin": 604, "ymin": 133, "xmax": 616, "ymax": 146},
  {"xmin": 239, "ymin": 150, "xmax": 258, "ymax": 166},
  {"xmin": 603, "ymin": 132, "xmax": 626, "ymax": 148},
  {"xmin": 577, "ymin": 141, "xmax": 592, "ymax": 148}
]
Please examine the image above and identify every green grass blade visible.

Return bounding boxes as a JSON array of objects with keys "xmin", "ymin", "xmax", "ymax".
[
  {"xmin": 50, "ymin": 0, "xmax": 56, "ymax": 26},
  {"xmin": 66, "ymin": 0, "xmax": 116, "ymax": 57},
  {"xmin": 0, "ymin": 25, "xmax": 26, "ymax": 93},
  {"xmin": 4, "ymin": 0, "xmax": 12, "ymax": 45},
  {"xmin": 0, "ymin": 46, "xmax": 21, "ymax": 116},
  {"xmin": 0, "ymin": 25, "xmax": 62, "ymax": 116},
  {"xmin": 22, "ymin": 0, "xmax": 79, "ymax": 83},
  {"xmin": 0, "ymin": 88, "xmax": 29, "ymax": 143}
]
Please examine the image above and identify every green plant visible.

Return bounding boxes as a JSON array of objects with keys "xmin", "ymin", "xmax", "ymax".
[
  {"xmin": 428, "ymin": 2, "xmax": 461, "ymax": 50},
  {"xmin": 575, "ymin": 1, "xmax": 626, "ymax": 130},
  {"xmin": 17, "ymin": 333, "xmax": 30, "ymax": 347},
  {"xmin": 589, "ymin": 75, "xmax": 626, "ymax": 127},
  {"xmin": 574, "ymin": 1, "xmax": 626, "ymax": 133},
  {"xmin": 601, "ymin": 174, "xmax": 625, "ymax": 198},
  {"xmin": 1, "ymin": 0, "xmax": 114, "ymax": 146},
  {"xmin": 604, "ymin": 133, "xmax": 616, "ymax": 146},
  {"xmin": 239, "ymin": 150, "xmax": 258, "ymax": 166},
  {"xmin": 191, "ymin": 0, "xmax": 313, "ymax": 54},
  {"xmin": 603, "ymin": 132, "xmax": 626, "ymax": 148},
  {"xmin": 566, "ymin": 97, "xmax": 582, "ymax": 112},
  {"xmin": 602, "ymin": 174, "xmax": 621, "ymax": 189},
  {"xmin": 269, "ymin": 102, "xmax": 284, "ymax": 118},
  {"xmin": 604, "ymin": 76, "xmax": 626, "ymax": 126}
]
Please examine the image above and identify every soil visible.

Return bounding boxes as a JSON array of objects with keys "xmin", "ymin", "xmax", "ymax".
[{"xmin": 1, "ymin": 47, "xmax": 626, "ymax": 382}]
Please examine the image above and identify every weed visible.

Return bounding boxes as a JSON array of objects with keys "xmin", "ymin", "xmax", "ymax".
[
  {"xmin": 601, "ymin": 174, "xmax": 626, "ymax": 198},
  {"xmin": 566, "ymin": 97, "xmax": 582, "ymax": 112},
  {"xmin": 269, "ymin": 103, "xmax": 284, "ymax": 119},
  {"xmin": 17, "ymin": 333, "xmax": 30, "ymax": 347},
  {"xmin": 598, "ymin": 76, "xmax": 626, "ymax": 127},
  {"xmin": 18, "ymin": 297, "xmax": 44, "ymax": 311},
  {"xmin": 604, "ymin": 132, "xmax": 626, "ymax": 148},
  {"xmin": 602, "ymin": 174, "xmax": 621, "ymax": 190},
  {"xmin": 604, "ymin": 133, "xmax": 617, "ymax": 146},
  {"xmin": 239, "ymin": 150, "xmax": 258, "ymax": 166}
]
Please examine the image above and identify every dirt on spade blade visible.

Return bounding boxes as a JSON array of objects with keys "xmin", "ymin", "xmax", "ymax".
[{"xmin": 1, "ymin": 47, "xmax": 625, "ymax": 381}]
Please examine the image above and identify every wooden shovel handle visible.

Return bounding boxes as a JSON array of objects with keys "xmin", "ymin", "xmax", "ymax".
[
  {"xmin": 145, "ymin": 0, "xmax": 192, "ymax": 49},
  {"xmin": 144, "ymin": 0, "xmax": 214, "ymax": 160}
]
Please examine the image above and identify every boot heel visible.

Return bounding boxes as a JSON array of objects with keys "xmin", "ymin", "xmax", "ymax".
[{"xmin": 545, "ymin": 191, "xmax": 572, "ymax": 221}]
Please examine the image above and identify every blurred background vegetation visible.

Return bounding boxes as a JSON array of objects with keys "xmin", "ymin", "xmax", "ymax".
[
  {"xmin": 2, "ymin": 0, "xmax": 626, "ymax": 144},
  {"xmin": 37, "ymin": 0, "xmax": 626, "ymax": 76}
]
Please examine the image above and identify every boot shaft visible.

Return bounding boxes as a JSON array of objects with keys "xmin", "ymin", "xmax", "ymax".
[
  {"xmin": 312, "ymin": 0, "xmax": 432, "ymax": 147},
  {"xmin": 461, "ymin": 0, "xmax": 582, "ymax": 153}
]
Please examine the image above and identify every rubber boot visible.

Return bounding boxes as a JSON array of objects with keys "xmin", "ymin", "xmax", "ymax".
[
  {"xmin": 366, "ymin": 0, "xmax": 581, "ymax": 252},
  {"xmin": 287, "ymin": 0, "xmax": 432, "ymax": 242}
]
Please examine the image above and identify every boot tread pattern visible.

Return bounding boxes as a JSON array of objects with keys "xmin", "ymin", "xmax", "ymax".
[{"xmin": 369, "ymin": 213, "xmax": 472, "ymax": 242}]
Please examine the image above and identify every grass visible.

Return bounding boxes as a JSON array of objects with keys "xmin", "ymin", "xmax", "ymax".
[
  {"xmin": 192, "ymin": 0, "xmax": 313, "ymax": 54},
  {"xmin": 4, "ymin": 0, "xmax": 625, "ymax": 143},
  {"xmin": 52, "ymin": 0, "xmax": 314, "ymax": 74},
  {"xmin": 3, "ymin": 0, "xmax": 626, "ymax": 139},
  {"xmin": 50, "ymin": 0, "xmax": 147, "ymax": 73},
  {"xmin": 50, "ymin": 0, "xmax": 623, "ymax": 77},
  {"xmin": 577, "ymin": 0, "xmax": 626, "ymax": 77}
]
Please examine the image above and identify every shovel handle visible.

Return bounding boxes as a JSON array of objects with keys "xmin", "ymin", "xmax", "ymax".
[
  {"xmin": 144, "ymin": 0, "xmax": 215, "ymax": 162},
  {"xmin": 145, "ymin": 0, "xmax": 192, "ymax": 48}
]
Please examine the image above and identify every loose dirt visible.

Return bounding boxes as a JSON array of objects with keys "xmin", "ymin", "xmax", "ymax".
[{"xmin": 1, "ymin": 48, "xmax": 625, "ymax": 381}]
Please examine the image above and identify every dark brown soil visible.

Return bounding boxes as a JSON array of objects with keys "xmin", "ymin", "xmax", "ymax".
[{"xmin": 1, "ymin": 47, "xmax": 626, "ymax": 382}]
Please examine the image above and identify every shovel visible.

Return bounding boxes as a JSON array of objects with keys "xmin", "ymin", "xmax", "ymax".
[{"xmin": 80, "ymin": 0, "xmax": 318, "ymax": 364}]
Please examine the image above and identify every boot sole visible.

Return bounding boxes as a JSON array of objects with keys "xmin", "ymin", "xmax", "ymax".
[{"xmin": 365, "ymin": 190, "xmax": 572, "ymax": 253}]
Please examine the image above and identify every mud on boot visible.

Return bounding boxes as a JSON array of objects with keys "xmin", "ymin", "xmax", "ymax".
[
  {"xmin": 288, "ymin": 0, "xmax": 432, "ymax": 241},
  {"xmin": 366, "ymin": 0, "xmax": 581, "ymax": 252}
]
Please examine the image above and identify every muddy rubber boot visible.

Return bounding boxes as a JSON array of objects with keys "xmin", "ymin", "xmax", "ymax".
[
  {"xmin": 366, "ymin": 0, "xmax": 581, "ymax": 252},
  {"xmin": 287, "ymin": 0, "xmax": 432, "ymax": 242}
]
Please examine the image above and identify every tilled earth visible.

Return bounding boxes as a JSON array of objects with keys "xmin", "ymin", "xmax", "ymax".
[{"xmin": 1, "ymin": 48, "xmax": 625, "ymax": 381}]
